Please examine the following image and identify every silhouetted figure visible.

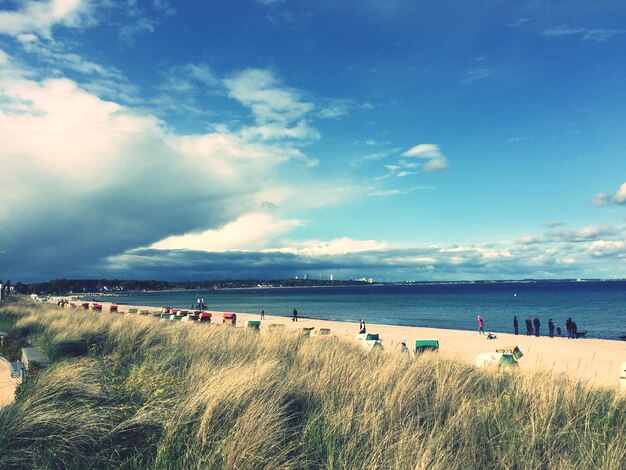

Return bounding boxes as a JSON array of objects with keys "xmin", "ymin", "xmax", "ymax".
[
  {"xmin": 359, "ymin": 319, "xmax": 366, "ymax": 334},
  {"xmin": 477, "ymin": 315, "xmax": 484, "ymax": 335},
  {"xmin": 260, "ymin": 308, "xmax": 265, "ymax": 320},
  {"xmin": 513, "ymin": 316, "xmax": 519, "ymax": 335},
  {"xmin": 548, "ymin": 319, "xmax": 555, "ymax": 338},
  {"xmin": 556, "ymin": 325, "xmax": 562, "ymax": 337},
  {"xmin": 571, "ymin": 320, "xmax": 578, "ymax": 338},
  {"xmin": 292, "ymin": 308, "xmax": 298, "ymax": 322},
  {"xmin": 565, "ymin": 317, "xmax": 573, "ymax": 339},
  {"xmin": 533, "ymin": 316, "xmax": 541, "ymax": 337},
  {"xmin": 525, "ymin": 317, "xmax": 532, "ymax": 336}
]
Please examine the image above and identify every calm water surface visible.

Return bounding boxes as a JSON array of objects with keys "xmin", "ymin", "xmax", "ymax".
[{"xmin": 86, "ymin": 281, "xmax": 626, "ymax": 340}]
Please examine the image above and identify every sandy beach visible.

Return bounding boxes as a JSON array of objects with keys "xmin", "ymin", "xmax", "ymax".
[
  {"xmin": 60, "ymin": 299, "xmax": 626, "ymax": 389},
  {"xmin": 0, "ymin": 358, "xmax": 18, "ymax": 407}
]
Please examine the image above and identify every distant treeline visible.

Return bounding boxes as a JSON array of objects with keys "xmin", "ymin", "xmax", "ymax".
[{"xmin": 19, "ymin": 278, "xmax": 374, "ymax": 295}]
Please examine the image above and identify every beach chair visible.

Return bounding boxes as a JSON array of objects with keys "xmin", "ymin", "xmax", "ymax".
[
  {"xmin": 414, "ymin": 339, "xmax": 439, "ymax": 355},
  {"xmin": 495, "ymin": 346, "xmax": 523, "ymax": 361},
  {"xmin": 81, "ymin": 303, "xmax": 90, "ymax": 310},
  {"xmin": 311, "ymin": 328, "xmax": 334, "ymax": 340},
  {"xmin": 475, "ymin": 352, "xmax": 518, "ymax": 368},
  {"xmin": 199, "ymin": 312, "xmax": 212, "ymax": 323},
  {"xmin": 246, "ymin": 320, "xmax": 261, "ymax": 331},
  {"xmin": 302, "ymin": 327, "xmax": 315, "ymax": 337},
  {"xmin": 128, "ymin": 308, "xmax": 138, "ymax": 314},
  {"xmin": 139, "ymin": 309, "xmax": 150, "ymax": 315},
  {"xmin": 223, "ymin": 313, "xmax": 237, "ymax": 326},
  {"xmin": 110, "ymin": 305, "xmax": 118, "ymax": 313},
  {"xmin": 356, "ymin": 333, "xmax": 383, "ymax": 350},
  {"xmin": 92, "ymin": 303, "xmax": 103, "ymax": 311},
  {"xmin": 171, "ymin": 311, "xmax": 188, "ymax": 321}
]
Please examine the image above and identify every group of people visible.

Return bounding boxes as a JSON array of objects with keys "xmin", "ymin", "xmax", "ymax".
[
  {"xmin": 477, "ymin": 315, "xmax": 581, "ymax": 338},
  {"xmin": 512, "ymin": 315, "xmax": 579, "ymax": 338}
]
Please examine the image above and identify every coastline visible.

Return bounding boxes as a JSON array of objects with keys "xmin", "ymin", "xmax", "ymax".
[{"xmin": 60, "ymin": 297, "xmax": 626, "ymax": 388}]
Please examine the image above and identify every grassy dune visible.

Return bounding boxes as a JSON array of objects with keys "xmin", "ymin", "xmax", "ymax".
[{"xmin": 0, "ymin": 298, "xmax": 625, "ymax": 469}]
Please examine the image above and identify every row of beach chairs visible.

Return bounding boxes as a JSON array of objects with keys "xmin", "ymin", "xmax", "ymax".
[{"xmin": 58, "ymin": 302, "xmax": 444, "ymax": 354}]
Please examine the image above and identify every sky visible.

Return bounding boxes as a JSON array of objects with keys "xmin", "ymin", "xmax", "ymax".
[{"xmin": 0, "ymin": 0, "xmax": 625, "ymax": 282}]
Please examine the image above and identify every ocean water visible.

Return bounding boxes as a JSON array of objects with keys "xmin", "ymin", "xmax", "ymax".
[{"xmin": 86, "ymin": 281, "xmax": 626, "ymax": 340}]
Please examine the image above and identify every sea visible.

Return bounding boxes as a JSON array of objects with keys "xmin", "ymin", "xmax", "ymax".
[{"xmin": 84, "ymin": 281, "xmax": 626, "ymax": 340}]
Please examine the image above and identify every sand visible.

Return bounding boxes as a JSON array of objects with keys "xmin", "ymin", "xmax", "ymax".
[
  {"xmin": 60, "ymin": 299, "xmax": 626, "ymax": 389},
  {"xmin": 0, "ymin": 357, "xmax": 18, "ymax": 406}
]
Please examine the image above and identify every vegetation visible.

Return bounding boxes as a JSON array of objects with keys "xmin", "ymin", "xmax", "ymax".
[
  {"xmin": 0, "ymin": 297, "xmax": 624, "ymax": 469},
  {"xmin": 18, "ymin": 278, "xmax": 375, "ymax": 295}
]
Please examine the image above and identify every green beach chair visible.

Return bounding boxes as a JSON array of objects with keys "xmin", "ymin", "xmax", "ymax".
[
  {"xmin": 246, "ymin": 320, "xmax": 261, "ymax": 331},
  {"xmin": 414, "ymin": 339, "xmax": 439, "ymax": 355},
  {"xmin": 495, "ymin": 345, "xmax": 523, "ymax": 361}
]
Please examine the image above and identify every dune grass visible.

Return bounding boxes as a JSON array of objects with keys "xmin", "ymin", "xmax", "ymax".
[{"xmin": 0, "ymin": 297, "xmax": 625, "ymax": 469}]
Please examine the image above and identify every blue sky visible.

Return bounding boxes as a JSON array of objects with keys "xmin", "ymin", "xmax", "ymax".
[{"xmin": 0, "ymin": 0, "xmax": 625, "ymax": 282}]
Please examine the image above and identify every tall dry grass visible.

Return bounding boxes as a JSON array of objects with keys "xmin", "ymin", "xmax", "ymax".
[{"xmin": 0, "ymin": 297, "xmax": 624, "ymax": 469}]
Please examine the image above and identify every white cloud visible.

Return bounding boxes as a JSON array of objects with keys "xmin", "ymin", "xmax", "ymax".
[
  {"xmin": 460, "ymin": 67, "xmax": 492, "ymax": 84},
  {"xmin": 317, "ymin": 102, "xmax": 350, "ymax": 119},
  {"xmin": 542, "ymin": 25, "xmax": 624, "ymax": 43},
  {"xmin": 586, "ymin": 240, "xmax": 626, "ymax": 258},
  {"xmin": 224, "ymin": 68, "xmax": 313, "ymax": 125},
  {"xmin": 518, "ymin": 235, "xmax": 541, "ymax": 245},
  {"xmin": 545, "ymin": 219, "xmax": 565, "ymax": 228},
  {"xmin": 583, "ymin": 28, "xmax": 625, "ymax": 42},
  {"xmin": 546, "ymin": 225, "xmax": 619, "ymax": 243},
  {"xmin": 0, "ymin": 0, "xmax": 87, "ymax": 37},
  {"xmin": 402, "ymin": 143, "xmax": 449, "ymax": 172},
  {"xmin": 542, "ymin": 25, "xmax": 586, "ymax": 37},
  {"xmin": 150, "ymin": 213, "xmax": 302, "ymax": 251},
  {"xmin": 275, "ymin": 237, "xmax": 390, "ymax": 257},
  {"xmin": 0, "ymin": 55, "xmax": 337, "ymax": 277},
  {"xmin": 593, "ymin": 182, "xmax": 626, "ymax": 207},
  {"xmin": 367, "ymin": 189, "xmax": 404, "ymax": 197},
  {"xmin": 508, "ymin": 18, "xmax": 530, "ymax": 27},
  {"xmin": 363, "ymin": 148, "xmax": 400, "ymax": 160}
]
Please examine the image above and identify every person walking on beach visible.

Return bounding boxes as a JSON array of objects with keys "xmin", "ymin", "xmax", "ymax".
[
  {"xmin": 359, "ymin": 319, "xmax": 366, "ymax": 334},
  {"xmin": 548, "ymin": 319, "xmax": 555, "ymax": 338},
  {"xmin": 477, "ymin": 315, "xmax": 484, "ymax": 335},
  {"xmin": 533, "ymin": 316, "xmax": 541, "ymax": 337},
  {"xmin": 565, "ymin": 317, "xmax": 573, "ymax": 339},
  {"xmin": 556, "ymin": 324, "xmax": 562, "ymax": 337},
  {"xmin": 571, "ymin": 320, "xmax": 578, "ymax": 338},
  {"xmin": 513, "ymin": 316, "xmax": 519, "ymax": 335},
  {"xmin": 292, "ymin": 308, "xmax": 298, "ymax": 322},
  {"xmin": 260, "ymin": 308, "xmax": 265, "ymax": 320},
  {"xmin": 525, "ymin": 316, "xmax": 532, "ymax": 336}
]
